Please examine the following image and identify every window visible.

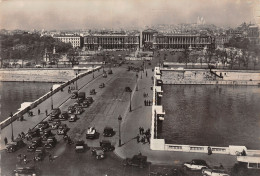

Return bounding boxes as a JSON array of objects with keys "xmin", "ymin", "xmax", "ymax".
[{"xmin": 248, "ymin": 163, "xmax": 258, "ymax": 168}]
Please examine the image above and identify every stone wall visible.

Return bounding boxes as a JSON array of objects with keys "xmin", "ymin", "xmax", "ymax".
[{"xmin": 0, "ymin": 69, "xmax": 76, "ymax": 82}]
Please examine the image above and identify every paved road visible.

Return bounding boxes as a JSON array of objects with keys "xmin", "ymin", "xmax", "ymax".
[{"xmin": 1, "ymin": 65, "xmax": 239, "ymax": 176}]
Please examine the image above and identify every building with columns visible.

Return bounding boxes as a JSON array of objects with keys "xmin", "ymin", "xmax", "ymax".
[
  {"xmin": 53, "ymin": 34, "xmax": 82, "ymax": 48},
  {"xmin": 84, "ymin": 31, "xmax": 139, "ymax": 50},
  {"xmin": 84, "ymin": 29, "xmax": 215, "ymax": 51}
]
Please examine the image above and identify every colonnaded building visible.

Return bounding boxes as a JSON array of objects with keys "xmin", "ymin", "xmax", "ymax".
[{"xmin": 83, "ymin": 29, "xmax": 215, "ymax": 51}]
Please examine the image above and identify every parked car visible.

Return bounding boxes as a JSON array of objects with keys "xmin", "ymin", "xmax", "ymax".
[
  {"xmin": 44, "ymin": 136, "xmax": 57, "ymax": 149},
  {"xmin": 82, "ymin": 100, "xmax": 90, "ymax": 108},
  {"xmin": 75, "ymin": 107, "xmax": 84, "ymax": 115},
  {"xmin": 27, "ymin": 128, "xmax": 40, "ymax": 139},
  {"xmin": 71, "ymin": 91, "xmax": 78, "ymax": 99},
  {"xmin": 27, "ymin": 137, "xmax": 42, "ymax": 152},
  {"xmin": 57, "ymin": 124, "xmax": 68, "ymax": 135},
  {"xmin": 13, "ymin": 165, "xmax": 38, "ymax": 176},
  {"xmin": 108, "ymin": 70, "xmax": 113, "ymax": 74},
  {"xmin": 125, "ymin": 87, "xmax": 132, "ymax": 92},
  {"xmin": 69, "ymin": 114, "xmax": 77, "ymax": 122},
  {"xmin": 67, "ymin": 105, "xmax": 75, "ymax": 114},
  {"xmin": 37, "ymin": 121, "xmax": 49, "ymax": 131},
  {"xmin": 35, "ymin": 65, "xmax": 42, "ymax": 68},
  {"xmin": 6, "ymin": 138, "xmax": 25, "ymax": 153},
  {"xmin": 103, "ymin": 127, "xmax": 114, "ymax": 137},
  {"xmin": 99, "ymin": 140, "xmax": 115, "ymax": 152},
  {"xmin": 91, "ymin": 148, "xmax": 105, "ymax": 160},
  {"xmin": 123, "ymin": 154, "xmax": 148, "ymax": 168},
  {"xmin": 50, "ymin": 108, "xmax": 61, "ymax": 119},
  {"xmin": 60, "ymin": 111, "xmax": 69, "ymax": 120},
  {"xmin": 86, "ymin": 97, "xmax": 94, "ymax": 104},
  {"xmin": 75, "ymin": 140, "xmax": 85, "ymax": 153},
  {"xmin": 99, "ymin": 83, "xmax": 105, "ymax": 88},
  {"xmin": 183, "ymin": 159, "xmax": 209, "ymax": 171},
  {"xmin": 90, "ymin": 89, "xmax": 96, "ymax": 95},
  {"xmin": 51, "ymin": 120, "xmax": 61, "ymax": 129},
  {"xmin": 78, "ymin": 92, "xmax": 86, "ymax": 100},
  {"xmin": 86, "ymin": 127, "xmax": 97, "ymax": 139},
  {"xmin": 202, "ymin": 168, "xmax": 230, "ymax": 176},
  {"xmin": 34, "ymin": 147, "xmax": 45, "ymax": 161}
]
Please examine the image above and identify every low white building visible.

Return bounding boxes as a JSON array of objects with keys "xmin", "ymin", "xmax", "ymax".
[{"xmin": 53, "ymin": 34, "xmax": 82, "ymax": 48}]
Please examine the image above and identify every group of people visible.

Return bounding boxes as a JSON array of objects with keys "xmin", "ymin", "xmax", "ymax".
[
  {"xmin": 144, "ymin": 100, "xmax": 152, "ymax": 106},
  {"xmin": 136, "ymin": 127, "xmax": 151, "ymax": 144}
]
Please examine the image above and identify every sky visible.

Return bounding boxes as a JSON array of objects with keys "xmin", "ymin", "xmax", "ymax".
[{"xmin": 0, "ymin": 0, "xmax": 259, "ymax": 30}]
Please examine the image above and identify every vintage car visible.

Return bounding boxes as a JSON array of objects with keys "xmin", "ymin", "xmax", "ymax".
[
  {"xmin": 26, "ymin": 128, "xmax": 40, "ymax": 139},
  {"xmin": 13, "ymin": 165, "xmax": 38, "ymax": 176},
  {"xmin": 34, "ymin": 147, "xmax": 45, "ymax": 161},
  {"xmin": 99, "ymin": 83, "xmax": 105, "ymax": 88},
  {"xmin": 67, "ymin": 105, "xmax": 76, "ymax": 114},
  {"xmin": 108, "ymin": 70, "xmax": 113, "ymax": 74},
  {"xmin": 91, "ymin": 148, "xmax": 105, "ymax": 160},
  {"xmin": 75, "ymin": 140, "xmax": 85, "ymax": 153},
  {"xmin": 123, "ymin": 154, "xmax": 148, "ymax": 168},
  {"xmin": 27, "ymin": 137, "xmax": 42, "ymax": 152},
  {"xmin": 90, "ymin": 89, "xmax": 96, "ymax": 95},
  {"xmin": 6, "ymin": 138, "xmax": 25, "ymax": 153},
  {"xmin": 59, "ymin": 111, "xmax": 69, "ymax": 120},
  {"xmin": 125, "ymin": 87, "xmax": 132, "ymax": 92},
  {"xmin": 57, "ymin": 124, "xmax": 68, "ymax": 135},
  {"xmin": 183, "ymin": 159, "xmax": 209, "ymax": 171},
  {"xmin": 37, "ymin": 121, "xmax": 49, "ymax": 131},
  {"xmin": 50, "ymin": 108, "xmax": 61, "ymax": 119},
  {"xmin": 74, "ymin": 107, "xmax": 84, "ymax": 115},
  {"xmin": 78, "ymin": 92, "xmax": 86, "ymax": 100},
  {"xmin": 41, "ymin": 128, "xmax": 53, "ymax": 141},
  {"xmin": 71, "ymin": 91, "xmax": 78, "ymax": 99},
  {"xmin": 99, "ymin": 140, "xmax": 115, "ymax": 152},
  {"xmin": 86, "ymin": 127, "xmax": 97, "ymax": 139},
  {"xmin": 44, "ymin": 136, "xmax": 57, "ymax": 149},
  {"xmin": 81, "ymin": 100, "xmax": 90, "ymax": 108},
  {"xmin": 202, "ymin": 168, "xmax": 230, "ymax": 176},
  {"xmin": 69, "ymin": 114, "xmax": 77, "ymax": 122},
  {"xmin": 103, "ymin": 127, "xmax": 114, "ymax": 137},
  {"xmin": 51, "ymin": 120, "xmax": 61, "ymax": 129},
  {"xmin": 86, "ymin": 97, "xmax": 94, "ymax": 104}
]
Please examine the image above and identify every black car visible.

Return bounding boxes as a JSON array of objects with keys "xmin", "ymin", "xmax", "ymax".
[
  {"xmin": 50, "ymin": 108, "xmax": 61, "ymax": 119},
  {"xmin": 71, "ymin": 91, "xmax": 78, "ymax": 99},
  {"xmin": 100, "ymin": 140, "xmax": 115, "ymax": 152},
  {"xmin": 125, "ymin": 87, "xmax": 132, "ymax": 92},
  {"xmin": 27, "ymin": 137, "xmax": 42, "ymax": 152},
  {"xmin": 86, "ymin": 97, "xmax": 94, "ymax": 104},
  {"xmin": 44, "ymin": 136, "xmax": 57, "ymax": 149},
  {"xmin": 27, "ymin": 128, "xmax": 40, "ymax": 139},
  {"xmin": 6, "ymin": 138, "xmax": 25, "ymax": 153},
  {"xmin": 103, "ymin": 127, "xmax": 114, "ymax": 137},
  {"xmin": 13, "ymin": 165, "xmax": 38, "ymax": 176},
  {"xmin": 34, "ymin": 147, "xmax": 45, "ymax": 161},
  {"xmin": 37, "ymin": 121, "xmax": 49, "ymax": 130}
]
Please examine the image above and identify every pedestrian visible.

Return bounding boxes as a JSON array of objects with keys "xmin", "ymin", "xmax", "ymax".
[
  {"xmin": 24, "ymin": 158, "xmax": 27, "ymax": 164},
  {"xmin": 241, "ymin": 149, "xmax": 247, "ymax": 156},
  {"xmin": 144, "ymin": 100, "xmax": 146, "ymax": 106},
  {"xmin": 17, "ymin": 154, "xmax": 22, "ymax": 163},
  {"xmin": 139, "ymin": 127, "xmax": 142, "ymax": 135},
  {"xmin": 149, "ymin": 100, "xmax": 151, "ymax": 106},
  {"xmin": 49, "ymin": 154, "xmax": 53, "ymax": 162},
  {"xmin": 141, "ymin": 136, "xmax": 146, "ymax": 144},
  {"xmin": 4, "ymin": 137, "xmax": 8, "ymax": 145},
  {"xmin": 18, "ymin": 133, "xmax": 22, "ymax": 138},
  {"xmin": 136, "ymin": 134, "xmax": 140, "ymax": 143},
  {"xmin": 33, "ymin": 156, "xmax": 36, "ymax": 163},
  {"xmin": 61, "ymin": 87, "xmax": 63, "ymax": 92},
  {"xmin": 146, "ymin": 135, "xmax": 150, "ymax": 144},
  {"xmin": 45, "ymin": 110, "xmax": 48, "ymax": 116},
  {"xmin": 141, "ymin": 127, "xmax": 144, "ymax": 135},
  {"xmin": 208, "ymin": 146, "xmax": 212, "ymax": 155},
  {"xmin": 21, "ymin": 132, "xmax": 25, "ymax": 139},
  {"xmin": 38, "ymin": 109, "xmax": 40, "ymax": 115},
  {"xmin": 146, "ymin": 71, "xmax": 147, "ymax": 77}
]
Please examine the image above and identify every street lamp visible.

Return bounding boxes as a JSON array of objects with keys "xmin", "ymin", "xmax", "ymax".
[
  {"xmin": 129, "ymin": 91, "xmax": 132, "ymax": 112},
  {"xmin": 50, "ymin": 87, "xmax": 53, "ymax": 110},
  {"xmin": 118, "ymin": 115, "xmax": 122, "ymax": 147},
  {"xmin": 75, "ymin": 73, "xmax": 78, "ymax": 90},
  {"xmin": 10, "ymin": 112, "xmax": 14, "ymax": 141},
  {"xmin": 92, "ymin": 65, "xmax": 94, "ymax": 78}
]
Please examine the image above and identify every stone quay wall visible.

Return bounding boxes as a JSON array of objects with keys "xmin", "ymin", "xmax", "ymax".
[
  {"xmin": 0, "ymin": 67, "xmax": 101, "ymax": 130},
  {"xmin": 0, "ymin": 68, "xmax": 77, "ymax": 82}
]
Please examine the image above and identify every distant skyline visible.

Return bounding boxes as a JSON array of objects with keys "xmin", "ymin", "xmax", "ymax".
[{"xmin": 0, "ymin": 0, "xmax": 259, "ymax": 30}]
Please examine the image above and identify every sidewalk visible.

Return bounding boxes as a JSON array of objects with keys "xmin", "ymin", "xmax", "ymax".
[
  {"xmin": 114, "ymin": 69, "xmax": 238, "ymax": 168},
  {"xmin": 0, "ymin": 69, "xmax": 102, "ymax": 150}
]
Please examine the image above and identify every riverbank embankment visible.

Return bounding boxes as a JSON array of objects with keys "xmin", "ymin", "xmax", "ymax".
[{"xmin": 0, "ymin": 68, "xmax": 76, "ymax": 82}]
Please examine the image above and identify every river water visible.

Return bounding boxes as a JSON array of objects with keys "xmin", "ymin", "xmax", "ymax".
[
  {"xmin": 0, "ymin": 82, "xmax": 54, "ymax": 122},
  {"xmin": 160, "ymin": 85, "xmax": 260, "ymax": 149}
]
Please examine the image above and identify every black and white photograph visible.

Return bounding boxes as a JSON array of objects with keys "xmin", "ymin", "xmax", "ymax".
[{"xmin": 0, "ymin": 0, "xmax": 260, "ymax": 175}]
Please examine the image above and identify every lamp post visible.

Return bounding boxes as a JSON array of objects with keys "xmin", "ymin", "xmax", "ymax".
[
  {"xmin": 75, "ymin": 73, "xmax": 78, "ymax": 90},
  {"xmin": 92, "ymin": 65, "xmax": 94, "ymax": 78},
  {"xmin": 118, "ymin": 115, "xmax": 122, "ymax": 147},
  {"xmin": 136, "ymin": 73, "xmax": 138, "ymax": 91},
  {"xmin": 10, "ymin": 112, "xmax": 14, "ymax": 141},
  {"xmin": 50, "ymin": 87, "xmax": 53, "ymax": 109},
  {"xmin": 129, "ymin": 91, "xmax": 132, "ymax": 112}
]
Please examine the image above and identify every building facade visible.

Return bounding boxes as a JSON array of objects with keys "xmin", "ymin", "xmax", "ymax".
[
  {"xmin": 84, "ymin": 29, "xmax": 215, "ymax": 51},
  {"xmin": 53, "ymin": 34, "xmax": 82, "ymax": 48},
  {"xmin": 84, "ymin": 31, "xmax": 139, "ymax": 50}
]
